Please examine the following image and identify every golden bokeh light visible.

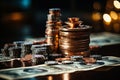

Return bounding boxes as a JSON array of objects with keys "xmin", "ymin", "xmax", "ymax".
[
  {"xmin": 113, "ymin": 0, "xmax": 120, "ymax": 9},
  {"xmin": 92, "ymin": 12, "xmax": 101, "ymax": 21},
  {"xmin": 110, "ymin": 11, "xmax": 118, "ymax": 20}
]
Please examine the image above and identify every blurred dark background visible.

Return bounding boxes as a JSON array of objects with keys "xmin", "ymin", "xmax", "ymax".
[{"xmin": 0, "ymin": 0, "xmax": 120, "ymax": 49}]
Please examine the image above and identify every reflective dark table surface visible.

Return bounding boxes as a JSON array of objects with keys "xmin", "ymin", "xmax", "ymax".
[
  {"xmin": 7, "ymin": 66, "xmax": 119, "ymax": 80},
  {"xmin": 0, "ymin": 61, "xmax": 120, "ymax": 80}
]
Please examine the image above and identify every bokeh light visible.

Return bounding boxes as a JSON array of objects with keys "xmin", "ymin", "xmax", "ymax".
[
  {"xmin": 113, "ymin": 0, "xmax": 120, "ymax": 9},
  {"xmin": 110, "ymin": 11, "xmax": 118, "ymax": 20},
  {"xmin": 92, "ymin": 12, "xmax": 101, "ymax": 21},
  {"xmin": 103, "ymin": 14, "xmax": 111, "ymax": 23}
]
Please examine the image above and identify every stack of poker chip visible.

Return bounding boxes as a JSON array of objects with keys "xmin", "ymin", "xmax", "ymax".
[
  {"xmin": 45, "ymin": 8, "xmax": 62, "ymax": 53},
  {"xmin": 59, "ymin": 17, "xmax": 92, "ymax": 57}
]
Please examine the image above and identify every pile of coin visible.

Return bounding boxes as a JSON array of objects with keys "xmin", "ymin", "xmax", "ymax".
[
  {"xmin": 59, "ymin": 17, "xmax": 92, "ymax": 57},
  {"xmin": 45, "ymin": 8, "xmax": 62, "ymax": 53}
]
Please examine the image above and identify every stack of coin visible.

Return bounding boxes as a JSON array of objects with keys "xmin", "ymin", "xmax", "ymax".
[
  {"xmin": 9, "ymin": 47, "xmax": 21, "ymax": 58},
  {"xmin": 45, "ymin": 8, "xmax": 62, "ymax": 53},
  {"xmin": 21, "ymin": 42, "xmax": 32, "ymax": 57},
  {"xmin": 1, "ymin": 43, "xmax": 15, "ymax": 57},
  {"xmin": 1, "ymin": 42, "xmax": 24, "ymax": 59},
  {"xmin": 31, "ymin": 45, "xmax": 47, "ymax": 56},
  {"xmin": 59, "ymin": 17, "xmax": 92, "ymax": 57},
  {"xmin": 21, "ymin": 42, "xmax": 33, "ymax": 66}
]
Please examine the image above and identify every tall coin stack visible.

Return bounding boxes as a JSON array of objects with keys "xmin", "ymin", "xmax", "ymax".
[
  {"xmin": 45, "ymin": 8, "xmax": 62, "ymax": 53},
  {"xmin": 59, "ymin": 17, "xmax": 92, "ymax": 57}
]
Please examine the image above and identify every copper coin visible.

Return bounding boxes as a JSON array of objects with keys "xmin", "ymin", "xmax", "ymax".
[
  {"xmin": 60, "ymin": 25, "xmax": 92, "ymax": 32},
  {"xmin": 59, "ymin": 38, "xmax": 90, "ymax": 43},
  {"xmin": 60, "ymin": 31, "xmax": 90, "ymax": 37}
]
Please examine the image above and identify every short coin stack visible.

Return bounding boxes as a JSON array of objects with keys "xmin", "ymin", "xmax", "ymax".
[{"xmin": 59, "ymin": 17, "xmax": 92, "ymax": 57}]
